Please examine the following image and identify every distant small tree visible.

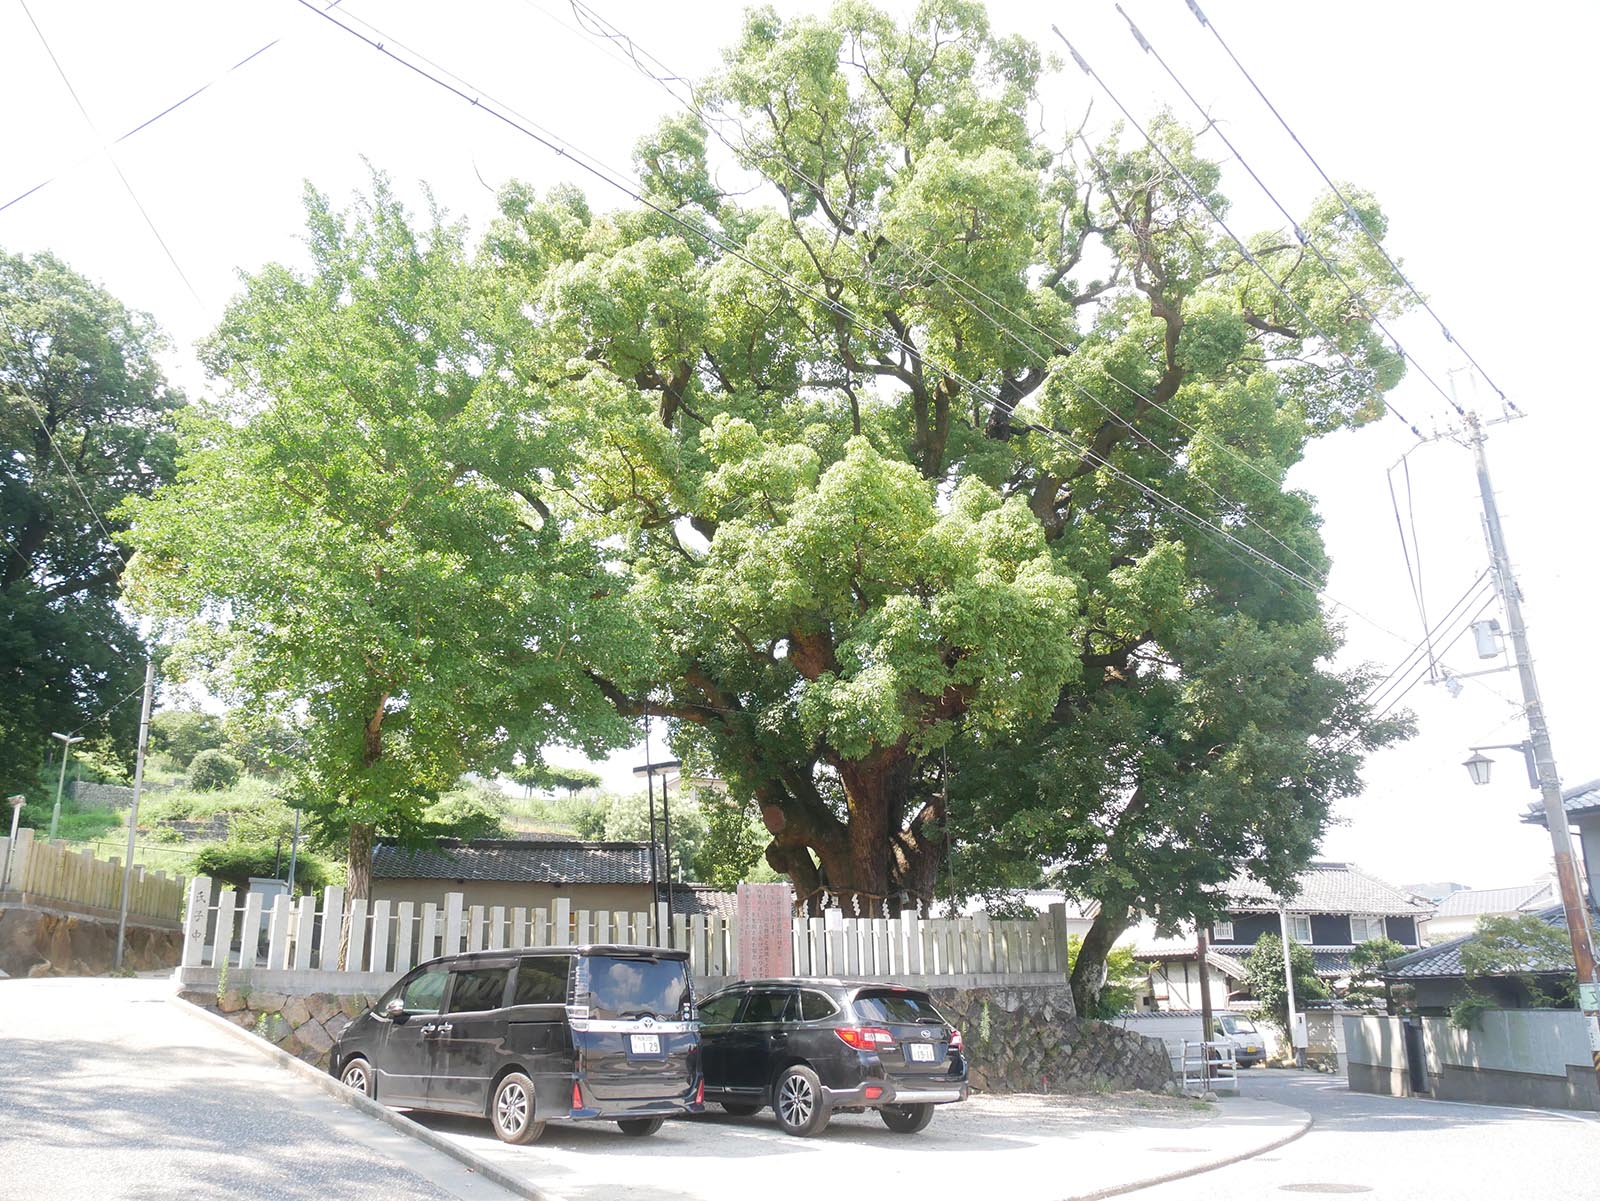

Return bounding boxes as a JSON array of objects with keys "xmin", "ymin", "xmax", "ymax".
[
  {"xmin": 150, "ymin": 711, "xmax": 226, "ymax": 769},
  {"xmin": 187, "ymin": 749, "xmax": 242, "ymax": 791},
  {"xmin": 1346, "ymin": 937, "xmax": 1407, "ymax": 1012},
  {"xmin": 1450, "ymin": 913, "xmax": 1576, "ymax": 1028},
  {"xmin": 1244, "ymin": 934, "xmax": 1328, "ymax": 1038}
]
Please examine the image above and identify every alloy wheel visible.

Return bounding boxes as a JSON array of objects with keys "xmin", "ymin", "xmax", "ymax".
[
  {"xmin": 778, "ymin": 1074, "xmax": 814, "ymax": 1127},
  {"xmin": 497, "ymin": 1080, "xmax": 529, "ymax": 1136}
]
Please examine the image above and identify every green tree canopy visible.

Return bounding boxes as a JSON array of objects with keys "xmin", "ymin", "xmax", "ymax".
[
  {"xmin": 1, "ymin": 249, "xmax": 183, "ymax": 799},
  {"xmin": 1244, "ymin": 933, "xmax": 1327, "ymax": 1037},
  {"xmin": 123, "ymin": 176, "xmax": 640, "ymax": 898},
  {"xmin": 475, "ymin": 0, "xmax": 1408, "ymax": 923}
]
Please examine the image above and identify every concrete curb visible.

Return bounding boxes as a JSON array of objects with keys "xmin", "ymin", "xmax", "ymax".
[
  {"xmin": 1063, "ymin": 1101, "xmax": 1313, "ymax": 1201},
  {"xmin": 167, "ymin": 994, "xmax": 566, "ymax": 1201}
]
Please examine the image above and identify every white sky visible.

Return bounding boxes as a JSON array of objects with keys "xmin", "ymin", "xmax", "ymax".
[{"xmin": 4, "ymin": 0, "xmax": 1594, "ymax": 893}]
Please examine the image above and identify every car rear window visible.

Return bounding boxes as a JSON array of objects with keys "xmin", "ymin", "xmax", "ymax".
[
  {"xmin": 583, "ymin": 954, "xmax": 691, "ymax": 1020},
  {"xmin": 853, "ymin": 991, "xmax": 947, "ymax": 1025},
  {"xmin": 514, "ymin": 956, "xmax": 571, "ymax": 1005}
]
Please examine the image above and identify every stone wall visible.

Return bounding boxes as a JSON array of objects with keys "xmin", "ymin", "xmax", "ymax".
[
  {"xmin": 932, "ymin": 985, "xmax": 1174, "ymax": 1093},
  {"xmin": 180, "ymin": 987, "xmax": 377, "ymax": 1072},
  {"xmin": 0, "ymin": 904, "xmax": 181, "ymax": 977},
  {"xmin": 175, "ymin": 981, "xmax": 1174, "ymax": 1093}
]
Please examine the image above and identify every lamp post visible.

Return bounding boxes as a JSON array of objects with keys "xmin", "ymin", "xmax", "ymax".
[{"xmin": 48, "ymin": 731, "xmax": 86, "ymax": 841}]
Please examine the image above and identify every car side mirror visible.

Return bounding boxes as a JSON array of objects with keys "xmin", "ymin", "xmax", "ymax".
[{"xmin": 384, "ymin": 998, "xmax": 406, "ymax": 1020}]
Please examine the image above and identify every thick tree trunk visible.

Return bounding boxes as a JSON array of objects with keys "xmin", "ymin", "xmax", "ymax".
[
  {"xmin": 1071, "ymin": 902, "xmax": 1132, "ymax": 1018},
  {"xmin": 836, "ymin": 750, "xmax": 915, "ymax": 916},
  {"xmin": 346, "ymin": 821, "xmax": 375, "ymax": 903}
]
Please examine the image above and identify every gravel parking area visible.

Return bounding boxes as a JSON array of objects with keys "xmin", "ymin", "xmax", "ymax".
[{"xmin": 411, "ymin": 1091, "xmax": 1223, "ymax": 1201}]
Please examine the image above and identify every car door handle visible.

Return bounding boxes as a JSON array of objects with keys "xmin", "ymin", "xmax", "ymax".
[
  {"xmin": 436, "ymin": 1022, "xmax": 454, "ymax": 1035},
  {"xmin": 419, "ymin": 1023, "xmax": 437, "ymax": 1035}
]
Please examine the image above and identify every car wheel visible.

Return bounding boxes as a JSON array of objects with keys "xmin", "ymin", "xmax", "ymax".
[
  {"xmin": 720, "ymin": 1102, "xmax": 762, "ymax": 1117},
  {"xmin": 772, "ymin": 1065, "xmax": 829, "ymax": 1137},
  {"xmin": 879, "ymin": 1103, "xmax": 934, "ymax": 1134},
  {"xmin": 617, "ymin": 1117, "xmax": 664, "ymax": 1137},
  {"xmin": 491, "ymin": 1072, "xmax": 546, "ymax": 1145},
  {"xmin": 339, "ymin": 1056, "xmax": 375, "ymax": 1099}
]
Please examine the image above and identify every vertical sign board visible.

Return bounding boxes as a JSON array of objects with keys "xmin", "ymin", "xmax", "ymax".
[{"xmin": 736, "ymin": 881, "xmax": 795, "ymax": 981}]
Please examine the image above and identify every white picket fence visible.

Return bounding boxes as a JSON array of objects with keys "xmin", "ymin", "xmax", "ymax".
[
  {"xmin": 177, "ymin": 878, "xmax": 1072, "ymax": 995},
  {"xmin": 791, "ymin": 908, "xmax": 1064, "ymax": 980},
  {"xmin": 179, "ymin": 878, "xmax": 737, "ymax": 984}
]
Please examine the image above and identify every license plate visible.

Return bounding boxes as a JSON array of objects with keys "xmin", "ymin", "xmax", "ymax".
[
  {"xmin": 908, "ymin": 1042, "xmax": 937, "ymax": 1062},
  {"xmin": 1245, "ymin": 1045, "xmax": 1259, "ymax": 1054},
  {"xmin": 630, "ymin": 1034, "xmax": 661, "ymax": 1055}
]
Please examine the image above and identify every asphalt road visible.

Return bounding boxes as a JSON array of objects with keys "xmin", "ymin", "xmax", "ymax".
[
  {"xmin": 1125, "ymin": 1068, "xmax": 1600, "ymax": 1200},
  {"xmin": 0, "ymin": 977, "xmax": 522, "ymax": 1201}
]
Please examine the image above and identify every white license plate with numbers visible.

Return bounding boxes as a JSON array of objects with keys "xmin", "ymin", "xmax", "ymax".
[
  {"xmin": 630, "ymin": 1034, "xmax": 661, "ymax": 1055},
  {"xmin": 908, "ymin": 1042, "xmax": 936, "ymax": 1062}
]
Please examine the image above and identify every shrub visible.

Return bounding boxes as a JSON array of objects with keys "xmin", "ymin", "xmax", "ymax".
[
  {"xmin": 191, "ymin": 842, "xmax": 334, "ymax": 895},
  {"xmin": 187, "ymin": 750, "xmax": 243, "ymax": 792},
  {"xmin": 150, "ymin": 711, "xmax": 226, "ymax": 769}
]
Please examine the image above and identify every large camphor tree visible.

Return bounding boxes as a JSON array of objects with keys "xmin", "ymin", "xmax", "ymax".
[{"xmin": 479, "ymin": 0, "xmax": 1410, "ymax": 920}]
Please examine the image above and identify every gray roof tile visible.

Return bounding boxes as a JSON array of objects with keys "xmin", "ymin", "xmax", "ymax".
[
  {"xmin": 1385, "ymin": 903, "xmax": 1596, "ymax": 979},
  {"xmin": 1433, "ymin": 881, "xmax": 1555, "ymax": 918},
  {"xmin": 1523, "ymin": 778, "xmax": 1600, "ymax": 826},
  {"xmin": 1227, "ymin": 862, "xmax": 1433, "ymax": 916},
  {"xmin": 373, "ymin": 839, "xmax": 657, "ymax": 885}
]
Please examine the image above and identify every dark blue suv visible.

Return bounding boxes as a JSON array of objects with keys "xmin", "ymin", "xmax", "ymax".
[{"xmin": 696, "ymin": 978, "xmax": 969, "ymax": 1136}]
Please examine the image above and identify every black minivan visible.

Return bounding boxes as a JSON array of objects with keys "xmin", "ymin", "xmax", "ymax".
[{"xmin": 331, "ymin": 946, "xmax": 703, "ymax": 1143}]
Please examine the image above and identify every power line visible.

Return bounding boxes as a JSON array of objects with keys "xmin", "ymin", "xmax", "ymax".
[
  {"xmin": 1, "ymin": 36, "xmax": 283, "ymax": 216},
  {"xmin": 12, "ymin": 392, "xmax": 121, "ymax": 551},
  {"xmin": 19, "ymin": 0, "xmax": 205, "ymax": 309},
  {"xmin": 291, "ymin": 0, "xmax": 1421, "ymax": 650},
  {"xmin": 1182, "ymin": 0, "xmax": 1512, "ymax": 410},
  {"xmin": 1112, "ymin": 4, "xmax": 1466, "ymax": 423},
  {"xmin": 1049, "ymin": 24, "xmax": 1423, "ymax": 439}
]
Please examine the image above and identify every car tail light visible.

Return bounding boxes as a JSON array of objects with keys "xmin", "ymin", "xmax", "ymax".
[
  {"xmin": 835, "ymin": 1026, "xmax": 896, "ymax": 1051},
  {"xmin": 948, "ymin": 1028, "xmax": 963, "ymax": 1051},
  {"xmin": 695, "ymin": 1077, "xmax": 705, "ymax": 1105},
  {"xmin": 572, "ymin": 1081, "xmax": 582, "ymax": 1112}
]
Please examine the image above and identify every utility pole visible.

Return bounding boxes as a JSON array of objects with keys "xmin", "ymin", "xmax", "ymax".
[
  {"xmin": 48, "ymin": 731, "xmax": 86, "ymax": 841},
  {"xmin": 1467, "ymin": 412, "xmax": 1600, "ymax": 1078},
  {"xmin": 114, "ymin": 659, "xmax": 156, "ymax": 971},
  {"xmin": 1278, "ymin": 907, "xmax": 1303, "ymax": 1067},
  {"xmin": 1196, "ymin": 925, "xmax": 1214, "ymax": 1092}
]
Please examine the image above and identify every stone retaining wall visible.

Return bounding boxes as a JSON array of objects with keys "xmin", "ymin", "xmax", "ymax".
[
  {"xmin": 180, "ymin": 987, "xmax": 377, "ymax": 1072},
  {"xmin": 177, "ymin": 982, "xmax": 1174, "ymax": 1093},
  {"xmin": 931, "ymin": 985, "xmax": 1174, "ymax": 1093},
  {"xmin": 0, "ymin": 904, "xmax": 182, "ymax": 977}
]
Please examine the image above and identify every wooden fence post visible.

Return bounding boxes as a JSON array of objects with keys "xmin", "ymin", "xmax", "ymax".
[
  {"xmin": 319, "ymin": 885, "xmax": 345, "ymax": 971},
  {"xmin": 443, "ymin": 893, "xmax": 465, "ymax": 956},
  {"xmin": 347, "ymin": 897, "xmax": 369, "ymax": 973},
  {"xmin": 238, "ymin": 891, "xmax": 264, "ymax": 969},
  {"xmin": 369, "ymin": 899, "xmax": 392, "ymax": 973}
]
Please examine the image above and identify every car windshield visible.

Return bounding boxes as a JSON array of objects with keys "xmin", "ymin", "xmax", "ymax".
[
  {"xmin": 583, "ymin": 955, "xmax": 690, "ymax": 1021},
  {"xmin": 854, "ymin": 991, "xmax": 947, "ymax": 1026},
  {"xmin": 1225, "ymin": 1017, "xmax": 1259, "ymax": 1034}
]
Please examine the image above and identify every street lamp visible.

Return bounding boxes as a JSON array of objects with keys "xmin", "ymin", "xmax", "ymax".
[
  {"xmin": 48, "ymin": 732, "xmax": 85, "ymax": 841},
  {"xmin": 1461, "ymin": 742, "xmax": 1538, "ymax": 790}
]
